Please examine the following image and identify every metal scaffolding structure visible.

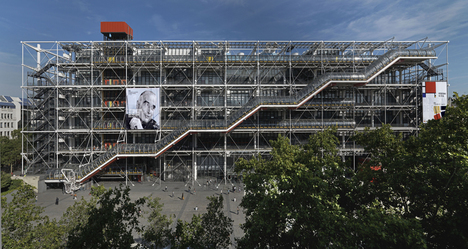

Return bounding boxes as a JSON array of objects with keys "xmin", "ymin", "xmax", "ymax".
[{"xmin": 21, "ymin": 39, "xmax": 448, "ymax": 188}]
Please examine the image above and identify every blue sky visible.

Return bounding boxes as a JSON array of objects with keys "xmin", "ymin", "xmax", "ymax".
[{"xmin": 1, "ymin": 0, "xmax": 467, "ymax": 97}]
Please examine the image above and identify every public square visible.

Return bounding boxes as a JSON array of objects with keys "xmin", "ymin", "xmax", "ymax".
[{"xmin": 35, "ymin": 179, "xmax": 245, "ymax": 247}]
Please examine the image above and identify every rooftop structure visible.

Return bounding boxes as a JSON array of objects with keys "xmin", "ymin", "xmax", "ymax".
[
  {"xmin": 21, "ymin": 23, "xmax": 449, "ymax": 191},
  {"xmin": 101, "ymin": 21, "xmax": 133, "ymax": 41}
]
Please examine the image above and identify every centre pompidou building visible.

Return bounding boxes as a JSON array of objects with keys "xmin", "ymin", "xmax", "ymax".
[{"xmin": 21, "ymin": 22, "xmax": 448, "ymax": 190}]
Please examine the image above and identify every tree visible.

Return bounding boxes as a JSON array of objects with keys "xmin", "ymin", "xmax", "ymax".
[
  {"xmin": 1, "ymin": 171, "xmax": 12, "ymax": 190},
  {"xmin": 236, "ymin": 130, "xmax": 426, "ymax": 248},
  {"xmin": 353, "ymin": 94, "xmax": 468, "ymax": 248},
  {"xmin": 141, "ymin": 196, "xmax": 173, "ymax": 248},
  {"xmin": 199, "ymin": 195, "xmax": 233, "ymax": 249},
  {"xmin": 169, "ymin": 195, "xmax": 233, "ymax": 249},
  {"xmin": 1, "ymin": 184, "xmax": 63, "ymax": 249},
  {"xmin": 0, "ymin": 129, "xmax": 22, "ymax": 173},
  {"xmin": 58, "ymin": 189, "xmax": 100, "ymax": 248},
  {"xmin": 236, "ymin": 131, "xmax": 349, "ymax": 248},
  {"xmin": 66, "ymin": 184, "xmax": 146, "ymax": 249},
  {"xmin": 171, "ymin": 215, "xmax": 203, "ymax": 249}
]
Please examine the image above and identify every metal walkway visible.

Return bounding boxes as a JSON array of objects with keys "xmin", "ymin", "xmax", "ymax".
[{"xmin": 55, "ymin": 48, "xmax": 436, "ymax": 186}]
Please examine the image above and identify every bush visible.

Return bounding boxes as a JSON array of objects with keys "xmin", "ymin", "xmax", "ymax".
[
  {"xmin": 1, "ymin": 171, "xmax": 12, "ymax": 191},
  {"xmin": 1, "ymin": 179, "xmax": 23, "ymax": 195}
]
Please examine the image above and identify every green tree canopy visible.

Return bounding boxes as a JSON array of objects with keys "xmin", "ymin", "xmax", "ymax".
[
  {"xmin": 66, "ymin": 184, "xmax": 146, "ymax": 249},
  {"xmin": 0, "ymin": 129, "xmax": 22, "ymax": 171},
  {"xmin": 169, "ymin": 195, "xmax": 233, "ymax": 249},
  {"xmin": 1, "ymin": 171, "xmax": 12, "ymax": 190},
  {"xmin": 357, "ymin": 94, "xmax": 468, "ymax": 248},
  {"xmin": 236, "ymin": 129, "xmax": 427, "ymax": 248},
  {"xmin": 1, "ymin": 184, "xmax": 63, "ymax": 249},
  {"xmin": 141, "ymin": 196, "xmax": 173, "ymax": 248}
]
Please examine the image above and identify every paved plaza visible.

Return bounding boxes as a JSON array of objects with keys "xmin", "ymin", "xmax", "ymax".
[{"xmin": 35, "ymin": 179, "xmax": 246, "ymax": 247}]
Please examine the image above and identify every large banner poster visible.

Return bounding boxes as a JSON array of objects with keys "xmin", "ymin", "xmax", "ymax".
[
  {"xmin": 422, "ymin": 81, "xmax": 447, "ymax": 123},
  {"xmin": 126, "ymin": 88, "xmax": 160, "ymax": 129}
]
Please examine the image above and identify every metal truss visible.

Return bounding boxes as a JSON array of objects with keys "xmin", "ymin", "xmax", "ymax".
[{"xmin": 21, "ymin": 40, "xmax": 448, "ymax": 186}]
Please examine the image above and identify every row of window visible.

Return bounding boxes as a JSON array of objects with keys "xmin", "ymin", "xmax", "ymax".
[
  {"xmin": 1, "ymin": 113, "xmax": 13, "ymax": 119},
  {"xmin": 0, "ymin": 131, "xmax": 11, "ymax": 137},
  {"xmin": 0, "ymin": 122, "xmax": 14, "ymax": 128}
]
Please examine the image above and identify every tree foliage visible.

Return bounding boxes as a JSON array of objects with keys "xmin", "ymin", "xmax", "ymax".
[
  {"xmin": 236, "ymin": 128, "xmax": 427, "ymax": 248},
  {"xmin": 1, "ymin": 171, "xmax": 12, "ymax": 190},
  {"xmin": 199, "ymin": 195, "xmax": 233, "ymax": 248},
  {"xmin": 0, "ymin": 129, "xmax": 22, "ymax": 171},
  {"xmin": 172, "ymin": 215, "xmax": 204, "ymax": 248},
  {"xmin": 352, "ymin": 94, "xmax": 468, "ymax": 248},
  {"xmin": 170, "ymin": 195, "xmax": 233, "ymax": 249},
  {"xmin": 1, "ymin": 184, "xmax": 63, "ymax": 249},
  {"xmin": 58, "ymin": 189, "xmax": 100, "ymax": 247},
  {"xmin": 66, "ymin": 184, "xmax": 146, "ymax": 249},
  {"xmin": 141, "ymin": 196, "xmax": 173, "ymax": 248}
]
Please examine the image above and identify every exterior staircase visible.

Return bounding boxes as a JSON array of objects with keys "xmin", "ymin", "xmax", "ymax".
[{"xmin": 56, "ymin": 48, "xmax": 436, "ymax": 185}]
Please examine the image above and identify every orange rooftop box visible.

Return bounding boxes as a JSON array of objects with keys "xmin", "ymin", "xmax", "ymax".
[{"xmin": 101, "ymin": 22, "xmax": 133, "ymax": 40}]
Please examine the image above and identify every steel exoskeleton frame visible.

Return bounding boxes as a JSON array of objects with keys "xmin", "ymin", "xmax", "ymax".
[{"xmin": 21, "ymin": 40, "xmax": 448, "ymax": 187}]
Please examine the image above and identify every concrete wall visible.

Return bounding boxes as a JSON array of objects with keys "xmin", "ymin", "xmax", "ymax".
[{"xmin": 12, "ymin": 175, "xmax": 47, "ymax": 193}]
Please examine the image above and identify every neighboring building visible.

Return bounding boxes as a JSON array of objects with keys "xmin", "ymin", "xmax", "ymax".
[
  {"xmin": 21, "ymin": 22, "xmax": 448, "ymax": 189},
  {"xmin": 0, "ymin": 95, "xmax": 28, "ymax": 138}
]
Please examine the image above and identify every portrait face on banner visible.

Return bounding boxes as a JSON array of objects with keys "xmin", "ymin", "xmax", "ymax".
[{"xmin": 126, "ymin": 88, "xmax": 160, "ymax": 130}]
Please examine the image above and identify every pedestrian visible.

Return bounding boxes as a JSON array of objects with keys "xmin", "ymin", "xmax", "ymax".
[
  {"xmin": 233, "ymin": 197, "xmax": 236, "ymax": 202},
  {"xmin": 55, "ymin": 197, "xmax": 59, "ymax": 205},
  {"xmin": 165, "ymin": 185, "xmax": 167, "ymax": 192},
  {"xmin": 172, "ymin": 191, "xmax": 174, "ymax": 197},
  {"xmin": 35, "ymin": 195, "xmax": 38, "ymax": 203},
  {"xmin": 182, "ymin": 193, "xmax": 184, "ymax": 200}
]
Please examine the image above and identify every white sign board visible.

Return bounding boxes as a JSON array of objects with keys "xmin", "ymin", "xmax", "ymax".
[{"xmin": 422, "ymin": 82, "xmax": 447, "ymax": 123}]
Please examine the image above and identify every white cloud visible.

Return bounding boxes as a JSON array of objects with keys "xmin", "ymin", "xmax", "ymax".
[{"xmin": 319, "ymin": 0, "xmax": 468, "ymax": 41}]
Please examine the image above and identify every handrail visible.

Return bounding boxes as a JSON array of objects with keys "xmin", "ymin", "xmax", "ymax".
[
  {"xmin": 61, "ymin": 48, "xmax": 436, "ymax": 183},
  {"xmin": 95, "ymin": 54, "xmax": 380, "ymax": 64}
]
